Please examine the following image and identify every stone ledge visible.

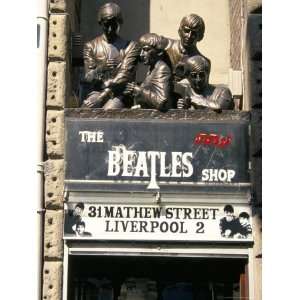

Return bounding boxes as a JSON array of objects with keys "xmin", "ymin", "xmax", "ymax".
[{"xmin": 64, "ymin": 109, "xmax": 251, "ymax": 122}]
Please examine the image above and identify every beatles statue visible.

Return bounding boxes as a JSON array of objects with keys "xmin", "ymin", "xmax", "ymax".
[
  {"xmin": 175, "ymin": 55, "xmax": 234, "ymax": 111},
  {"xmin": 81, "ymin": 2, "xmax": 234, "ymax": 112},
  {"xmin": 82, "ymin": 2, "xmax": 140, "ymax": 109},
  {"xmin": 123, "ymin": 33, "xmax": 173, "ymax": 111}
]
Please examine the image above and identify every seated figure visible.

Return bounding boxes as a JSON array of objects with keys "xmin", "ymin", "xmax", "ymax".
[
  {"xmin": 81, "ymin": 2, "xmax": 140, "ymax": 109},
  {"xmin": 124, "ymin": 33, "xmax": 173, "ymax": 111},
  {"xmin": 175, "ymin": 55, "xmax": 234, "ymax": 111}
]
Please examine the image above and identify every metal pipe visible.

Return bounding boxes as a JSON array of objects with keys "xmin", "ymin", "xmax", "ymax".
[{"xmin": 37, "ymin": 0, "xmax": 49, "ymax": 299}]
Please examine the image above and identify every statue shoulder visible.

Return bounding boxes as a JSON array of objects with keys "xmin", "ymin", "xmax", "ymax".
[
  {"xmin": 155, "ymin": 60, "xmax": 172, "ymax": 77},
  {"xmin": 122, "ymin": 40, "xmax": 141, "ymax": 59},
  {"xmin": 213, "ymin": 85, "xmax": 232, "ymax": 97},
  {"xmin": 125, "ymin": 40, "xmax": 140, "ymax": 51},
  {"xmin": 211, "ymin": 85, "xmax": 234, "ymax": 109},
  {"xmin": 84, "ymin": 35, "xmax": 105, "ymax": 49}
]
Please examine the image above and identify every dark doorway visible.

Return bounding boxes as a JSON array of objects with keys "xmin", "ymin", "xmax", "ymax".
[{"xmin": 68, "ymin": 255, "xmax": 248, "ymax": 300}]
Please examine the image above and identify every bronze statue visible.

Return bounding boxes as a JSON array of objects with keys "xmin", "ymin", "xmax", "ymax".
[
  {"xmin": 175, "ymin": 55, "xmax": 234, "ymax": 111},
  {"xmin": 164, "ymin": 14, "xmax": 211, "ymax": 80},
  {"xmin": 124, "ymin": 33, "xmax": 173, "ymax": 111},
  {"xmin": 82, "ymin": 2, "xmax": 140, "ymax": 109}
]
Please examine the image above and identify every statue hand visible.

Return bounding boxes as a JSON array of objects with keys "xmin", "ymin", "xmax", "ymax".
[
  {"xmin": 105, "ymin": 58, "xmax": 119, "ymax": 70},
  {"xmin": 123, "ymin": 82, "xmax": 136, "ymax": 95},
  {"xmin": 177, "ymin": 98, "xmax": 185, "ymax": 109},
  {"xmin": 82, "ymin": 91, "xmax": 101, "ymax": 108},
  {"xmin": 177, "ymin": 97, "xmax": 190, "ymax": 109},
  {"xmin": 83, "ymin": 90, "xmax": 111, "ymax": 108},
  {"xmin": 99, "ymin": 79, "xmax": 113, "ymax": 90},
  {"xmin": 85, "ymin": 69, "xmax": 103, "ymax": 83}
]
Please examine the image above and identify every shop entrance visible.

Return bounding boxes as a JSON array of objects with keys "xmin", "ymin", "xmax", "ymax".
[{"xmin": 67, "ymin": 255, "xmax": 248, "ymax": 300}]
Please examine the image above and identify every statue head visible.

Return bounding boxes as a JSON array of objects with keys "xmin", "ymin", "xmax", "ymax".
[
  {"xmin": 139, "ymin": 33, "xmax": 167, "ymax": 66},
  {"xmin": 184, "ymin": 55, "xmax": 210, "ymax": 92},
  {"xmin": 97, "ymin": 3, "xmax": 123, "ymax": 42},
  {"xmin": 178, "ymin": 14, "xmax": 205, "ymax": 49}
]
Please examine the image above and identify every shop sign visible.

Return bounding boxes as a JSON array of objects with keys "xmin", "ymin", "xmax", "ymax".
[
  {"xmin": 65, "ymin": 118, "xmax": 249, "ymax": 192},
  {"xmin": 64, "ymin": 202, "xmax": 253, "ymax": 242}
]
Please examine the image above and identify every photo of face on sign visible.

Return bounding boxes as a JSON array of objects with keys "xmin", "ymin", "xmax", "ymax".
[
  {"xmin": 74, "ymin": 221, "xmax": 92, "ymax": 237},
  {"xmin": 219, "ymin": 204, "xmax": 252, "ymax": 239},
  {"xmin": 64, "ymin": 202, "xmax": 92, "ymax": 237}
]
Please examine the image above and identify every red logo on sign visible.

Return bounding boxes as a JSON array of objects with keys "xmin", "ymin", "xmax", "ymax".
[{"xmin": 193, "ymin": 133, "xmax": 232, "ymax": 148}]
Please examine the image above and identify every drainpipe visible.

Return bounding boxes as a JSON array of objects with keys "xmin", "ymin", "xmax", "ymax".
[{"xmin": 37, "ymin": 0, "xmax": 49, "ymax": 299}]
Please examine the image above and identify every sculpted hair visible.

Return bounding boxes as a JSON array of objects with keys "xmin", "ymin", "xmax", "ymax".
[
  {"xmin": 139, "ymin": 33, "xmax": 168, "ymax": 51},
  {"xmin": 185, "ymin": 55, "xmax": 210, "ymax": 74},
  {"xmin": 97, "ymin": 2, "xmax": 123, "ymax": 24},
  {"xmin": 180, "ymin": 14, "xmax": 205, "ymax": 40}
]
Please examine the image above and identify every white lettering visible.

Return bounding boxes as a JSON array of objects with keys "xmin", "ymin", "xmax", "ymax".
[
  {"xmin": 96, "ymin": 131, "xmax": 104, "ymax": 142},
  {"xmin": 122, "ymin": 150, "xmax": 136, "ymax": 176},
  {"xmin": 171, "ymin": 152, "xmax": 182, "ymax": 177},
  {"xmin": 78, "ymin": 130, "xmax": 104, "ymax": 143},
  {"xmin": 147, "ymin": 151, "xmax": 160, "ymax": 189},
  {"xmin": 160, "ymin": 152, "xmax": 171, "ymax": 177},
  {"xmin": 182, "ymin": 152, "xmax": 193, "ymax": 177},
  {"xmin": 209, "ymin": 169, "xmax": 219, "ymax": 181},
  {"xmin": 78, "ymin": 131, "xmax": 87, "ymax": 142},
  {"xmin": 87, "ymin": 131, "xmax": 96, "ymax": 143},
  {"xmin": 107, "ymin": 150, "xmax": 121, "ymax": 176},
  {"xmin": 202, "ymin": 169, "xmax": 236, "ymax": 182},
  {"xmin": 218, "ymin": 169, "xmax": 227, "ymax": 181},
  {"xmin": 227, "ymin": 170, "xmax": 235, "ymax": 182},
  {"xmin": 133, "ymin": 151, "xmax": 149, "ymax": 177},
  {"xmin": 201, "ymin": 169, "xmax": 210, "ymax": 181},
  {"xmin": 107, "ymin": 149, "xmax": 195, "ymax": 188}
]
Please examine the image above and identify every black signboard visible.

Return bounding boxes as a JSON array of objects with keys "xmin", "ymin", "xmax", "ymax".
[{"xmin": 65, "ymin": 112, "xmax": 250, "ymax": 193}]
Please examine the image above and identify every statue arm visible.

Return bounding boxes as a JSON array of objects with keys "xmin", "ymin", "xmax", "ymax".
[
  {"xmin": 135, "ymin": 64, "xmax": 172, "ymax": 111},
  {"xmin": 191, "ymin": 86, "xmax": 234, "ymax": 111},
  {"xmin": 190, "ymin": 94, "xmax": 219, "ymax": 110},
  {"xmin": 109, "ymin": 41, "xmax": 141, "ymax": 90},
  {"xmin": 83, "ymin": 41, "xmax": 103, "ymax": 83}
]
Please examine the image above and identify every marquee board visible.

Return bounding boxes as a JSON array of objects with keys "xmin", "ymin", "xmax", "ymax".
[{"xmin": 65, "ymin": 118, "xmax": 250, "ymax": 193}]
